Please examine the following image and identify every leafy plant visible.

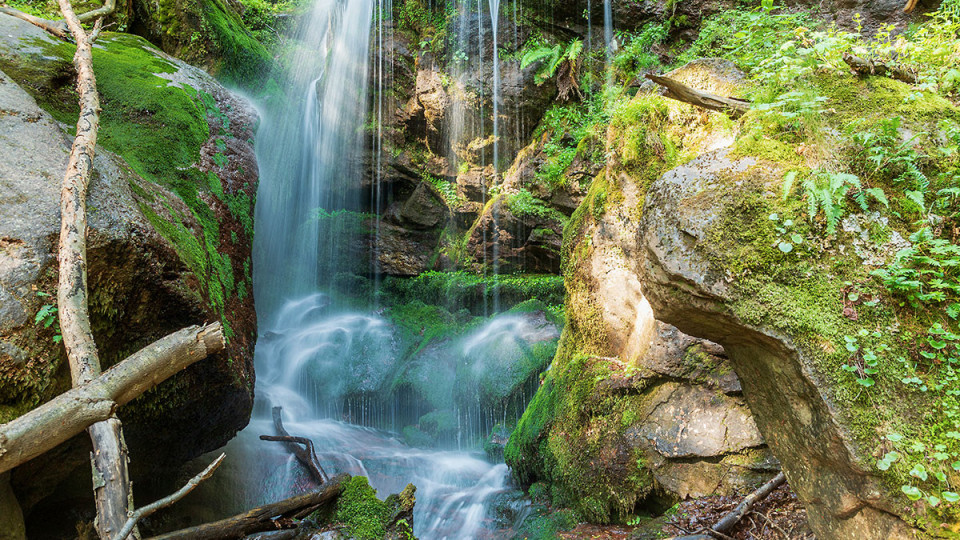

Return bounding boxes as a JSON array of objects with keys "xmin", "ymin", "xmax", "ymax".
[
  {"xmin": 521, "ymin": 39, "xmax": 583, "ymax": 85},
  {"xmin": 787, "ymin": 170, "xmax": 885, "ymax": 234},
  {"xmin": 34, "ymin": 292, "xmax": 62, "ymax": 344}
]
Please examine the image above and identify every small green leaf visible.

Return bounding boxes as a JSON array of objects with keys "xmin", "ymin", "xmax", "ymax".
[
  {"xmin": 768, "ymin": 213, "xmax": 779, "ymax": 221},
  {"xmin": 927, "ymin": 495, "xmax": 941, "ymax": 507},
  {"xmin": 848, "ymin": 293, "xmax": 860, "ymax": 302},
  {"xmin": 942, "ymin": 491, "xmax": 960, "ymax": 503},
  {"xmin": 902, "ymin": 485, "xmax": 922, "ymax": 500},
  {"xmin": 910, "ymin": 464, "xmax": 929, "ymax": 481},
  {"xmin": 791, "ymin": 233, "xmax": 803, "ymax": 243},
  {"xmin": 778, "ymin": 242, "xmax": 794, "ymax": 253},
  {"xmin": 856, "ymin": 377, "xmax": 875, "ymax": 387},
  {"xmin": 887, "ymin": 432, "xmax": 904, "ymax": 442}
]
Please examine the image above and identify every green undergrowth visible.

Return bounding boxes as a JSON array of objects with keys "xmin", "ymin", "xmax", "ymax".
[{"xmin": 380, "ymin": 271, "xmax": 564, "ymax": 314}]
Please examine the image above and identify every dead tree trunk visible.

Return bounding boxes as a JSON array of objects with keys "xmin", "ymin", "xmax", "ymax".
[
  {"xmin": 148, "ymin": 474, "xmax": 350, "ymax": 540},
  {"xmin": 0, "ymin": 323, "xmax": 224, "ymax": 475},
  {"xmin": 53, "ymin": 0, "xmax": 132, "ymax": 536},
  {"xmin": 645, "ymin": 73, "xmax": 751, "ymax": 117}
]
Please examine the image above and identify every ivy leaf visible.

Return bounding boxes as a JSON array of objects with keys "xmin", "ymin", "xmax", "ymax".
[{"xmin": 943, "ymin": 492, "xmax": 960, "ymax": 503}]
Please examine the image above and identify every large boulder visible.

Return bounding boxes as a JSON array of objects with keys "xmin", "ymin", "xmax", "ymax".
[
  {"xmin": 505, "ymin": 60, "xmax": 774, "ymax": 522},
  {"xmin": 637, "ymin": 148, "xmax": 923, "ymax": 539},
  {"xmin": 0, "ymin": 14, "xmax": 257, "ymax": 532}
]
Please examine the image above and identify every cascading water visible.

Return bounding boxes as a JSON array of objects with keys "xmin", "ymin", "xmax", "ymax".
[{"xmin": 244, "ymin": 0, "xmax": 553, "ymax": 537}]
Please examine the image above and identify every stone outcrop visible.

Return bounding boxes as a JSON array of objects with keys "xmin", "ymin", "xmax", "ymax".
[
  {"xmin": 637, "ymin": 149, "xmax": 922, "ymax": 539},
  {"xmin": 504, "ymin": 59, "xmax": 776, "ymax": 522},
  {"xmin": 0, "ymin": 14, "xmax": 257, "ymax": 530}
]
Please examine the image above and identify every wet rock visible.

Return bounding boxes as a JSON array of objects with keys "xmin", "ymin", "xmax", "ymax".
[
  {"xmin": 400, "ymin": 182, "xmax": 449, "ymax": 229},
  {"xmin": 463, "ymin": 196, "xmax": 564, "ymax": 274}
]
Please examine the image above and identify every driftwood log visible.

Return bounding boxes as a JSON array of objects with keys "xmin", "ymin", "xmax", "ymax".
[
  {"xmin": 260, "ymin": 407, "xmax": 329, "ymax": 483},
  {"xmin": 842, "ymin": 53, "xmax": 918, "ymax": 84},
  {"xmin": 644, "ymin": 73, "xmax": 751, "ymax": 117},
  {"xmin": 668, "ymin": 471, "xmax": 787, "ymax": 540},
  {"xmin": 0, "ymin": 322, "xmax": 224, "ymax": 474},
  {"xmin": 148, "ymin": 474, "xmax": 350, "ymax": 540}
]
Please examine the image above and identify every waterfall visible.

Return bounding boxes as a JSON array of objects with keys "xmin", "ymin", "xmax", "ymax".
[{"xmin": 241, "ymin": 0, "xmax": 551, "ymax": 536}]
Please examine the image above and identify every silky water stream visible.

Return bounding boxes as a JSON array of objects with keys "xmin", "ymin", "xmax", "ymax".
[{"xmin": 241, "ymin": 0, "xmax": 551, "ymax": 537}]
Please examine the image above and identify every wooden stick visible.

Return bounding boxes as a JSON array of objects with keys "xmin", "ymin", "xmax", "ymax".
[
  {"xmin": 148, "ymin": 474, "xmax": 350, "ymax": 540},
  {"xmin": 111, "ymin": 454, "xmax": 226, "ymax": 540},
  {"xmin": 51, "ymin": 0, "xmax": 137, "ymax": 535},
  {"xmin": 842, "ymin": 53, "xmax": 919, "ymax": 84},
  {"xmin": 263, "ymin": 407, "xmax": 329, "ymax": 483},
  {"xmin": 712, "ymin": 471, "xmax": 786, "ymax": 533},
  {"xmin": 644, "ymin": 73, "xmax": 751, "ymax": 117},
  {"xmin": 666, "ymin": 472, "xmax": 787, "ymax": 540},
  {"xmin": 904, "ymin": 0, "xmax": 919, "ymax": 13},
  {"xmin": 0, "ymin": 322, "xmax": 224, "ymax": 475}
]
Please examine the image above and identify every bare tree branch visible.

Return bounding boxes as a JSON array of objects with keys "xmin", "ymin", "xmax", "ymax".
[
  {"xmin": 0, "ymin": 323, "xmax": 225, "ymax": 475},
  {"xmin": 261, "ymin": 407, "xmax": 328, "ymax": 483},
  {"xmin": 0, "ymin": 7, "xmax": 69, "ymax": 38},
  {"xmin": 111, "ymin": 454, "xmax": 226, "ymax": 540},
  {"xmin": 148, "ymin": 475, "xmax": 350, "ymax": 540}
]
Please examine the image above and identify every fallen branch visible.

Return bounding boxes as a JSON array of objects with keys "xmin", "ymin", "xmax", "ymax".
[
  {"xmin": 0, "ymin": 0, "xmax": 117, "ymax": 39},
  {"xmin": 148, "ymin": 474, "xmax": 350, "ymax": 540},
  {"xmin": 713, "ymin": 472, "xmax": 787, "ymax": 533},
  {"xmin": 0, "ymin": 322, "xmax": 224, "ymax": 475},
  {"xmin": 645, "ymin": 73, "xmax": 751, "ymax": 117},
  {"xmin": 262, "ymin": 407, "xmax": 329, "ymax": 483},
  {"xmin": 842, "ymin": 53, "xmax": 919, "ymax": 84},
  {"xmin": 111, "ymin": 453, "xmax": 225, "ymax": 540},
  {"xmin": 0, "ymin": 8, "xmax": 68, "ymax": 38},
  {"xmin": 667, "ymin": 472, "xmax": 787, "ymax": 540}
]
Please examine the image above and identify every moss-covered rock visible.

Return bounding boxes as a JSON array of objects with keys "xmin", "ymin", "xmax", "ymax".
[
  {"xmin": 505, "ymin": 60, "xmax": 774, "ymax": 524},
  {"xmin": 0, "ymin": 13, "xmax": 258, "ymax": 530},
  {"xmin": 128, "ymin": 0, "xmax": 273, "ymax": 89},
  {"xmin": 635, "ymin": 72, "xmax": 960, "ymax": 538}
]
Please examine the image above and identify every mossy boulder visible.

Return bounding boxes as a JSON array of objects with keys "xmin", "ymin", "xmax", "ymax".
[
  {"xmin": 128, "ymin": 0, "xmax": 273, "ymax": 89},
  {"xmin": 505, "ymin": 60, "xmax": 774, "ymax": 523},
  {"xmin": 0, "ymin": 14, "xmax": 258, "ymax": 531}
]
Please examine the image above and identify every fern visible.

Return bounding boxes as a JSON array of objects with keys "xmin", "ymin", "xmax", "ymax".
[
  {"xmin": 800, "ymin": 171, "xmax": 863, "ymax": 234},
  {"xmin": 519, "ymin": 40, "xmax": 583, "ymax": 85}
]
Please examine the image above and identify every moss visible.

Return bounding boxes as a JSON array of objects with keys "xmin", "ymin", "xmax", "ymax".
[{"xmin": 334, "ymin": 477, "xmax": 395, "ymax": 540}]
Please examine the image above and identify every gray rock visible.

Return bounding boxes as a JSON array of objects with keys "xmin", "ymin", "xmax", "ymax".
[{"xmin": 638, "ymin": 149, "xmax": 918, "ymax": 539}]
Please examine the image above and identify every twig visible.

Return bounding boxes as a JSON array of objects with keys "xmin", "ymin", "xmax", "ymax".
[
  {"xmin": 111, "ymin": 454, "xmax": 225, "ymax": 540},
  {"xmin": 750, "ymin": 510, "xmax": 790, "ymax": 539}
]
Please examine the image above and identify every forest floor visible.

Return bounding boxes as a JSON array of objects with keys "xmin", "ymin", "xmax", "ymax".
[{"xmin": 554, "ymin": 484, "xmax": 812, "ymax": 539}]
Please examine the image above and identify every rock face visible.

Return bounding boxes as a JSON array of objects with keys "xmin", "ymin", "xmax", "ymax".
[
  {"xmin": 637, "ymin": 149, "xmax": 920, "ymax": 539},
  {"xmin": 0, "ymin": 14, "xmax": 257, "ymax": 531},
  {"xmin": 505, "ymin": 60, "xmax": 774, "ymax": 522}
]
